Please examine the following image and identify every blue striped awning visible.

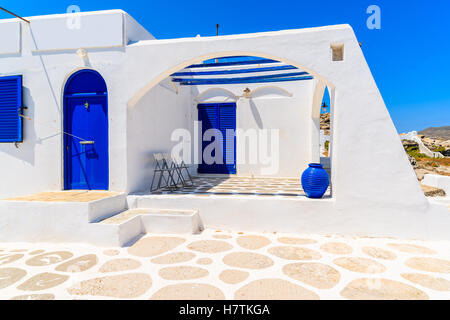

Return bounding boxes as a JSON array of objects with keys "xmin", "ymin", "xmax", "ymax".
[{"xmin": 170, "ymin": 56, "xmax": 312, "ymax": 86}]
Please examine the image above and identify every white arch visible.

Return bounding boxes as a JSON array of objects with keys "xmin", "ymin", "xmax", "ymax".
[{"xmin": 127, "ymin": 50, "xmax": 335, "ymax": 108}]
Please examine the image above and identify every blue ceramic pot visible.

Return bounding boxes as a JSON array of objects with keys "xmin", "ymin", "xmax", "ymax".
[{"xmin": 301, "ymin": 163, "xmax": 329, "ymax": 198}]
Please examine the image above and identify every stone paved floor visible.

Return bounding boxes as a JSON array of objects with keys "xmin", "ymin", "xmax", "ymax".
[
  {"xmin": 155, "ymin": 176, "xmax": 331, "ymax": 198},
  {"xmin": 4, "ymin": 191, "xmax": 120, "ymax": 202},
  {"xmin": 0, "ymin": 229, "xmax": 449, "ymax": 300}
]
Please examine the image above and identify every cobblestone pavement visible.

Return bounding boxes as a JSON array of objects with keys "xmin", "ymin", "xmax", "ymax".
[{"xmin": 0, "ymin": 229, "xmax": 449, "ymax": 300}]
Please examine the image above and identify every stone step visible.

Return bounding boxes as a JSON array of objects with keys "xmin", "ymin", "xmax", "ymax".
[{"xmin": 99, "ymin": 208, "xmax": 203, "ymax": 245}]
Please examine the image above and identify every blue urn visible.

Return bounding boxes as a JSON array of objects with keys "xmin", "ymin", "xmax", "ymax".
[{"xmin": 301, "ymin": 163, "xmax": 329, "ymax": 198}]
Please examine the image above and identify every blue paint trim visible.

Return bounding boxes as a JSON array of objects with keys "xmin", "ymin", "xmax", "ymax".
[
  {"xmin": 65, "ymin": 92, "xmax": 107, "ymax": 97},
  {"xmin": 198, "ymin": 103, "xmax": 236, "ymax": 174},
  {"xmin": 64, "ymin": 69, "xmax": 107, "ymax": 95},
  {"xmin": 171, "ymin": 65, "xmax": 301, "ymax": 76},
  {"xmin": 64, "ymin": 69, "xmax": 109, "ymax": 191},
  {"xmin": 173, "ymin": 72, "xmax": 308, "ymax": 83},
  {"xmin": 178, "ymin": 75, "xmax": 313, "ymax": 85},
  {"xmin": 0, "ymin": 75, "xmax": 23, "ymax": 143},
  {"xmin": 188, "ymin": 58, "xmax": 278, "ymax": 68}
]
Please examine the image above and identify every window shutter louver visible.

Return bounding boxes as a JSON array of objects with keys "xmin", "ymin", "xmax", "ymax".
[
  {"xmin": 218, "ymin": 104, "xmax": 236, "ymax": 173},
  {"xmin": 0, "ymin": 75, "xmax": 23, "ymax": 142}
]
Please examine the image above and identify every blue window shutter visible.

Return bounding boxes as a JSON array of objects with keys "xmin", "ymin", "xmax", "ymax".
[
  {"xmin": 219, "ymin": 104, "xmax": 236, "ymax": 174},
  {"xmin": 0, "ymin": 75, "xmax": 22, "ymax": 142}
]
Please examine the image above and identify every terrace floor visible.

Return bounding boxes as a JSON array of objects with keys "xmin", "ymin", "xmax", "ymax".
[
  {"xmin": 153, "ymin": 176, "xmax": 331, "ymax": 198},
  {"xmin": 0, "ymin": 228, "xmax": 449, "ymax": 300},
  {"xmin": 4, "ymin": 191, "xmax": 120, "ymax": 202}
]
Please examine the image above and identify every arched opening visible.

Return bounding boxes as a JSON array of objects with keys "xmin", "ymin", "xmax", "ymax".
[
  {"xmin": 63, "ymin": 69, "xmax": 109, "ymax": 190},
  {"xmin": 320, "ymin": 87, "xmax": 331, "ymax": 177},
  {"xmin": 128, "ymin": 51, "xmax": 334, "ymax": 107},
  {"xmin": 127, "ymin": 53, "xmax": 334, "ymax": 197}
]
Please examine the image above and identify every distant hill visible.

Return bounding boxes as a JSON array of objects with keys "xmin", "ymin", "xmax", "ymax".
[{"xmin": 419, "ymin": 126, "xmax": 450, "ymax": 140}]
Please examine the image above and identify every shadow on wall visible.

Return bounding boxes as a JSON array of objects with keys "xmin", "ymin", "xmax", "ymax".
[
  {"xmin": 249, "ymin": 99, "xmax": 264, "ymax": 129},
  {"xmin": 194, "ymin": 87, "xmax": 237, "ymax": 103},
  {"xmin": 247, "ymin": 86, "xmax": 293, "ymax": 130},
  {"xmin": 0, "ymin": 87, "xmax": 36, "ymax": 164},
  {"xmin": 250, "ymin": 86, "xmax": 293, "ymax": 99},
  {"xmin": 127, "ymin": 82, "xmax": 192, "ymax": 193}
]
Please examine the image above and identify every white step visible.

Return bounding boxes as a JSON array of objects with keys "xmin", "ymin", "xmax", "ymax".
[
  {"xmin": 99, "ymin": 208, "xmax": 203, "ymax": 246},
  {"xmin": 140, "ymin": 208, "xmax": 203, "ymax": 234}
]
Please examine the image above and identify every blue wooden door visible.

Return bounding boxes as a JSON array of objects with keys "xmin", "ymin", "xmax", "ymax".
[
  {"xmin": 64, "ymin": 70, "xmax": 108, "ymax": 190},
  {"xmin": 198, "ymin": 103, "xmax": 236, "ymax": 174}
]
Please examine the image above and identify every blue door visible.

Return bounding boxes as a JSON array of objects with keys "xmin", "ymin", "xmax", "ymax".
[
  {"xmin": 198, "ymin": 103, "xmax": 236, "ymax": 174},
  {"xmin": 64, "ymin": 70, "xmax": 109, "ymax": 190}
]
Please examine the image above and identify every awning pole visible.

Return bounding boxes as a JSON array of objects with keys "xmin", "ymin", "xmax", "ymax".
[{"xmin": 0, "ymin": 6, "xmax": 30, "ymax": 23}]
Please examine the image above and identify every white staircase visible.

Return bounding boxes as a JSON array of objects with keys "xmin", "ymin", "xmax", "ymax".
[
  {"xmin": 97, "ymin": 208, "xmax": 203, "ymax": 246},
  {"xmin": 0, "ymin": 192, "xmax": 203, "ymax": 247}
]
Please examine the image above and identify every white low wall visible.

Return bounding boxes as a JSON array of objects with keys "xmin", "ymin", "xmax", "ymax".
[
  {"xmin": 422, "ymin": 174, "xmax": 450, "ymax": 196},
  {"xmin": 400, "ymin": 131, "xmax": 444, "ymax": 158},
  {"xmin": 0, "ymin": 194, "xmax": 127, "ymax": 246},
  {"xmin": 128, "ymin": 194, "xmax": 450, "ymax": 241}
]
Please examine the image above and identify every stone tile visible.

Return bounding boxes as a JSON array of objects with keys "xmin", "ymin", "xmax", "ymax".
[
  {"xmin": 405, "ymin": 257, "xmax": 450, "ymax": 273},
  {"xmin": 10, "ymin": 293, "xmax": 55, "ymax": 300},
  {"xmin": 159, "ymin": 266, "xmax": 209, "ymax": 280},
  {"xmin": 283, "ymin": 263, "xmax": 340, "ymax": 289},
  {"xmin": 196, "ymin": 258, "xmax": 213, "ymax": 265},
  {"xmin": 128, "ymin": 237, "xmax": 185, "ymax": 257},
  {"xmin": 268, "ymin": 246, "xmax": 321, "ymax": 260},
  {"xmin": 55, "ymin": 254, "xmax": 98, "ymax": 273},
  {"xmin": 99, "ymin": 258, "xmax": 141, "ymax": 273},
  {"xmin": 362, "ymin": 247, "xmax": 396, "ymax": 260},
  {"xmin": 151, "ymin": 283, "xmax": 225, "ymax": 300},
  {"xmin": 0, "ymin": 254, "xmax": 24, "ymax": 266},
  {"xmin": 223, "ymin": 252, "xmax": 274, "ymax": 269},
  {"xmin": 151, "ymin": 252, "xmax": 196, "ymax": 264},
  {"xmin": 320, "ymin": 242, "xmax": 353, "ymax": 255},
  {"xmin": 219, "ymin": 270, "xmax": 249, "ymax": 284},
  {"xmin": 187, "ymin": 240, "xmax": 233, "ymax": 253},
  {"xmin": 235, "ymin": 279, "xmax": 319, "ymax": 300},
  {"xmin": 334, "ymin": 257, "xmax": 386, "ymax": 273},
  {"xmin": 68, "ymin": 273, "xmax": 152, "ymax": 299},
  {"xmin": 237, "ymin": 235, "xmax": 270, "ymax": 250},
  {"xmin": 18, "ymin": 273, "xmax": 69, "ymax": 291},
  {"xmin": 401, "ymin": 273, "xmax": 450, "ymax": 291},
  {"xmin": 388, "ymin": 243, "xmax": 437, "ymax": 255},
  {"xmin": 277, "ymin": 237, "xmax": 317, "ymax": 245},
  {"xmin": 0, "ymin": 268, "xmax": 27, "ymax": 289},
  {"xmin": 103, "ymin": 249, "xmax": 120, "ymax": 256},
  {"xmin": 341, "ymin": 278, "xmax": 429, "ymax": 300},
  {"xmin": 26, "ymin": 251, "xmax": 73, "ymax": 266}
]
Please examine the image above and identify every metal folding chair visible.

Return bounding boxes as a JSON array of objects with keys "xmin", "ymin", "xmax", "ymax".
[
  {"xmin": 164, "ymin": 153, "xmax": 194, "ymax": 187},
  {"xmin": 150, "ymin": 153, "xmax": 178, "ymax": 192}
]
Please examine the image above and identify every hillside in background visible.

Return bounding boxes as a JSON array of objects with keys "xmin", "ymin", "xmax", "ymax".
[{"xmin": 419, "ymin": 126, "xmax": 450, "ymax": 140}]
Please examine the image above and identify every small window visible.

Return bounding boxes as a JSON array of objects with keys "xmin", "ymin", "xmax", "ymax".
[
  {"xmin": 331, "ymin": 43, "xmax": 344, "ymax": 61},
  {"xmin": 0, "ymin": 75, "xmax": 23, "ymax": 142}
]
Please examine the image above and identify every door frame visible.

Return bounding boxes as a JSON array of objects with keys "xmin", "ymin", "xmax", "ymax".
[
  {"xmin": 62, "ymin": 69, "xmax": 109, "ymax": 190},
  {"xmin": 197, "ymin": 102, "xmax": 237, "ymax": 175}
]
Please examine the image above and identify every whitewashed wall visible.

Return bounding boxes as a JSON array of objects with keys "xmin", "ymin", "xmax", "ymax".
[
  {"xmin": 0, "ymin": 11, "xmax": 150, "ymax": 197},
  {"xmin": 192, "ymin": 81, "xmax": 315, "ymax": 177},
  {"xmin": 127, "ymin": 81, "xmax": 192, "ymax": 193},
  {"xmin": 0, "ymin": 10, "xmax": 448, "ymax": 240}
]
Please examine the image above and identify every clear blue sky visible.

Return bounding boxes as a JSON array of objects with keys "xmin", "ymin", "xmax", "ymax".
[{"xmin": 1, "ymin": 0, "xmax": 449, "ymax": 133}]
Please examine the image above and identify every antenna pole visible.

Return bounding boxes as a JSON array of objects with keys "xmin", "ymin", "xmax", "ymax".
[{"xmin": 215, "ymin": 24, "xmax": 219, "ymax": 63}]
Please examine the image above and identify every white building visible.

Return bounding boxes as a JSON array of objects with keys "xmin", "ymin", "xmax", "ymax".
[{"xmin": 0, "ymin": 10, "xmax": 448, "ymax": 245}]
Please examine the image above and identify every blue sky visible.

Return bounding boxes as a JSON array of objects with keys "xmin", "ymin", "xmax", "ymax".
[{"xmin": 1, "ymin": 0, "xmax": 449, "ymax": 132}]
